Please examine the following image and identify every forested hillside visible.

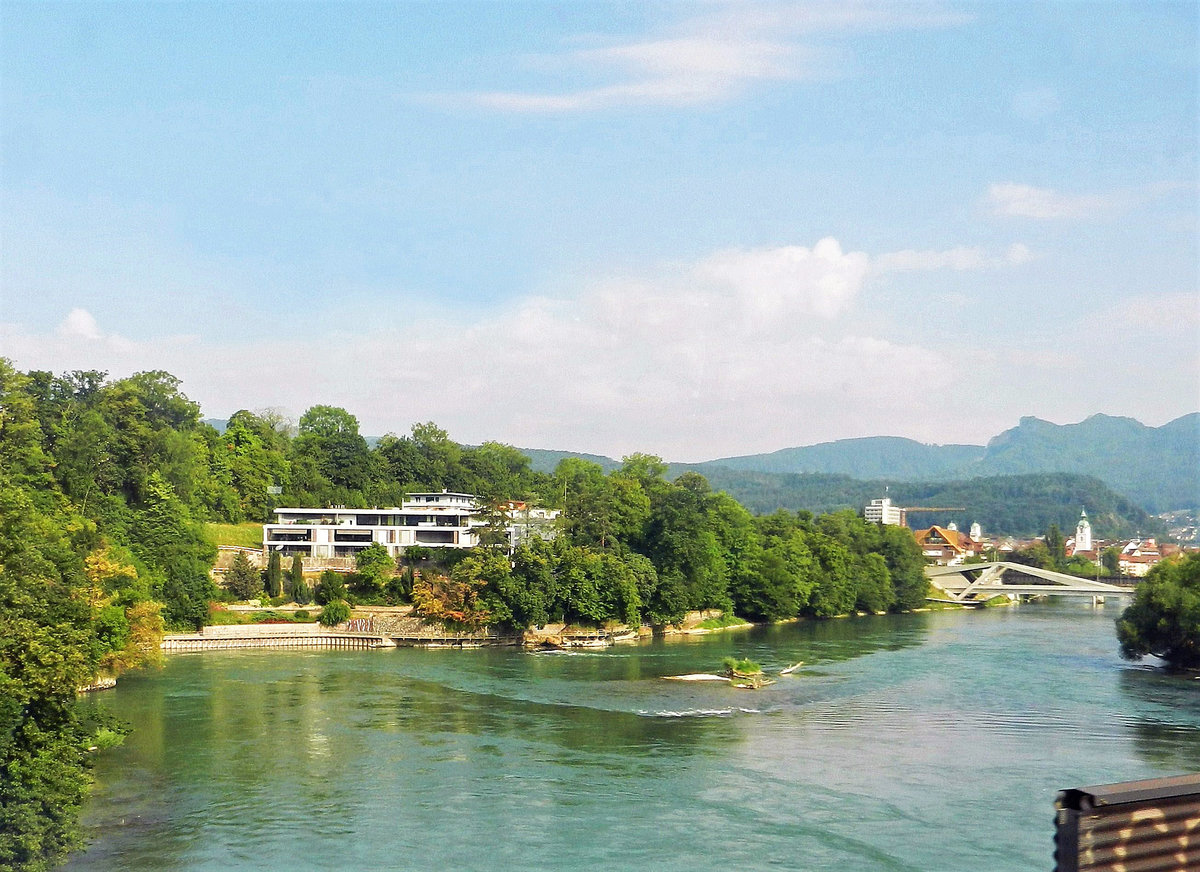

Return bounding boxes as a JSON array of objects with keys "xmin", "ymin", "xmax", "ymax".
[
  {"xmin": 692, "ymin": 413, "xmax": 1199, "ymax": 511},
  {"xmin": 701, "ymin": 436, "xmax": 985, "ymax": 480},
  {"xmin": 686, "ymin": 468, "xmax": 1162, "ymax": 539}
]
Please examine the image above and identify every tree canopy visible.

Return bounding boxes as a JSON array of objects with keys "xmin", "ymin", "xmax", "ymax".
[{"xmin": 1116, "ymin": 553, "xmax": 1200, "ymax": 670}]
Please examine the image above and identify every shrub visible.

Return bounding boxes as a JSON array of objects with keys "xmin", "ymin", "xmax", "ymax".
[
  {"xmin": 319, "ymin": 600, "xmax": 351, "ymax": 627},
  {"xmin": 293, "ymin": 610, "xmax": 310, "ymax": 621},
  {"xmin": 315, "ymin": 569, "xmax": 345, "ymax": 605},
  {"xmin": 722, "ymin": 656, "xmax": 762, "ymax": 675}
]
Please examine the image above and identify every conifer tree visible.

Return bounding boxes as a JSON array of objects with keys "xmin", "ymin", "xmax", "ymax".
[
  {"xmin": 266, "ymin": 551, "xmax": 282, "ymax": 597},
  {"xmin": 226, "ymin": 551, "xmax": 261, "ymax": 600},
  {"xmin": 287, "ymin": 554, "xmax": 304, "ymax": 602}
]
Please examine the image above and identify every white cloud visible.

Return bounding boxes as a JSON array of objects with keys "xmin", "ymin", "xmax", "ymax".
[
  {"xmin": 463, "ymin": 36, "xmax": 808, "ymax": 112},
  {"xmin": 448, "ymin": 3, "xmax": 968, "ymax": 112},
  {"xmin": 695, "ymin": 237, "xmax": 871, "ymax": 319},
  {"xmin": 57, "ymin": 308, "xmax": 103, "ymax": 340},
  {"xmin": 986, "ymin": 183, "xmax": 1113, "ymax": 219},
  {"xmin": 874, "ymin": 243, "xmax": 1033, "ymax": 273},
  {"xmin": 1, "ymin": 237, "xmax": 959, "ymax": 459}
]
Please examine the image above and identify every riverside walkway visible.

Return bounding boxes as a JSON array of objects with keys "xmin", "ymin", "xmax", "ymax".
[{"xmin": 926, "ymin": 562, "xmax": 1134, "ymax": 604}]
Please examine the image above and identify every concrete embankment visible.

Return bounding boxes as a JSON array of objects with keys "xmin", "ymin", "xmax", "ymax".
[
  {"xmin": 163, "ymin": 608, "xmax": 756, "ymax": 654},
  {"xmin": 162, "ymin": 620, "xmax": 523, "ymax": 651},
  {"xmin": 162, "ymin": 623, "xmax": 395, "ymax": 651}
]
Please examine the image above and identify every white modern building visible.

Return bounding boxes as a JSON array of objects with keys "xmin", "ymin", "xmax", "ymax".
[
  {"xmin": 864, "ymin": 498, "xmax": 904, "ymax": 526},
  {"xmin": 263, "ymin": 493, "xmax": 560, "ymax": 559}
]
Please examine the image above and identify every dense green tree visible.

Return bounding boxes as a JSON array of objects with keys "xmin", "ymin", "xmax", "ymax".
[
  {"xmin": 1117, "ymin": 554, "xmax": 1200, "ymax": 670},
  {"xmin": 265, "ymin": 551, "xmax": 283, "ymax": 598},
  {"xmin": 314, "ymin": 570, "xmax": 346, "ymax": 606},
  {"xmin": 805, "ymin": 533, "xmax": 856, "ymax": 618},
  {"xmin": 223, "ymin": 410, "xmax": 290, "ymax": 520},
  {"xmin": 225, "ymin": 552, "xmax": 261, "ymax": 601},
  {"xmin": 0, "ymin": 474, "xmax": 100, "ymax": 871},
  {"xmin": 638, "ymin": 472, "xmax": 730, "ymax": 616},
  {"xmin": 1045, "ymin": 524, "xmax": 1066, "ymax": 567},
  {"xmin": 556, "ymin": 458, "xmax": 650, "ymax": 549},
  {"xmin": 354, "ymin": 543, "xmax": 393, "ymax": 591},
  {"xmin": 287, "ymin": 554, "xmax": 305, "ymax": 602},
  {"xmin": 293, "ymin": 405, "xmax": 374, "ymax": 495},
  {"xmin": 879, "ymin": 524, "xmax": 929, "ymax": 611},
  {"xmin": 292, "ymin": 574, "xmax": 311, "ymax": 606},
  {"xmin": 410, "ymin": 421, "xmax": 463, "ymax": 488}
]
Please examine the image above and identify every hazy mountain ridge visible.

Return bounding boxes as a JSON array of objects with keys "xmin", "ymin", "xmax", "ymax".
[
  {"xmin": 704, "ymin": 436, "xmax": 985, "ymax": 479},
  {"xmin": 683, "ymin": 413, "xmax": 1197, "ymax": 512},
  {"xmin": 518, "ymin": 413, "xmax": 1198, "ymax": 515}
]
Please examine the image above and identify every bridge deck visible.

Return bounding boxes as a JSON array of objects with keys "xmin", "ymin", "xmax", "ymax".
[{"xmin": 925, "ymin": 561, "xmax": 1134, "ymax": 602}]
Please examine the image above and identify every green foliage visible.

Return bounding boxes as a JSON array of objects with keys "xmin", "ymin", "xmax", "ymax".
[
  {"xmin": 721, "ymin": 656, "xmax": 762, "ymax": 675},
  {"xmin": 225, "ymin": 552, "xmax": 262, "ymax": 601},
  {"xmin": 696, "ymin": 613, "xmax": 748, "ymax": 629},
  {"xmin": 265, "ymin": 551, "xmax": 283, "ymax": 598},
  {"xmin": 1117, "ymin": 554, "xmax": 1200, "ymax": 670},
  {"xmin": 679, "ymin": 413, "xmax": 1198, "ymax": 513},
  {"xmin": 692, "ymin": 468, "xmax": 1167, "ymax": 539},
  {"xmin": 203, "ymin": 522, "xmax": 264, "ymax": 549},
  {"xmin": 0, "ymin": 384, "xmax": 102, "ymax": 869},
  {"xmin": 292, "ymin": 574, "xmax": 311, "ymax": 606},
  {"xmin": 354, "ymin": 542, "xmax": 393, "ymax": 590},
  {"xmin": 286, "ymin": 554, "xmax": 304, "ymax": 601},
  {"xmin": 319, "ymin": 600, "xmax": 352, "ymax": 627},
  {"xmin": 314, "ymin": 570, "xmax": 346, "ymax": 606}
]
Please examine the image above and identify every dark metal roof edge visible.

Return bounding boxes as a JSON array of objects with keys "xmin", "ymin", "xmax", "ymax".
[{"xmin": 1057, "ymin": 773, "xmax": 1200, "ymax": 809}]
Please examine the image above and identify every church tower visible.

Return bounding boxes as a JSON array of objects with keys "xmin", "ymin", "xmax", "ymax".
[{"xmin": 1075, "ymin": 508, "xmax": 1092, "ymax": 553}]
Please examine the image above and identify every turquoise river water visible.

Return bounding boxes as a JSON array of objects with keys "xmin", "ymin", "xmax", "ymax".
[{"xmin": 66, "ymin": 600, "xmax": 1199, "ymax": 871}]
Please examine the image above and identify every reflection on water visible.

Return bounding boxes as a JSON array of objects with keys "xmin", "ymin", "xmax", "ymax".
[
  {"xmin": 1119, "ymin": 668, "xmax": 1200, "ymax": 771},
  {"xmin": 68, "ymin": 602, "xmax": 1197, "ymax": 872}
]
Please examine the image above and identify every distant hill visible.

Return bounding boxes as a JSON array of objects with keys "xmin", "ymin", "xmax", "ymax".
[
  {"xmin": 521, "ymin": 447, "xmax": 621, "ymax": 474},
  {"xmin": 518, "ymin": 413, "xmax": 1197, "ymax": 512},
  {"xmin": 970, "ymin": 413, "xmax": 1198, "ymax": 512},
  {"xmin": 685, "ymin": 468, "xmax": 1164, "ymax": 540},
  {"xmin": 689, "ymin": 413, "xmax": 1198, "ymax": 512},
  {"xmin": 705, "ymin": 436, "xmax": 984, "ymax": 479}
]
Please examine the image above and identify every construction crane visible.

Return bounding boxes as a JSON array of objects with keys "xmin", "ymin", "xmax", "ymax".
[{"xmin": 898, "ymin": 506, "xmax": 966, "ymax": 527}]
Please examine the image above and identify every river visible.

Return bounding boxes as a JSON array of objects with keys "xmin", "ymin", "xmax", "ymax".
[{"xmin": 66, "ymin": 600, "xmax": 1199, "ymax": 871}]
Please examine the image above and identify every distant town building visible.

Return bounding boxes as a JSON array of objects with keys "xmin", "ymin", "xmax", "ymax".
[
  {"xmin": 913, "ymin": 525, "xmax": 982, "ymax": 566},
  {"xmin": 262, "ymin": 492, "xmax": 560, "ymax": 560},
  {"xmin": 1118, "ymin": 538, "xmax": 1162, "ymax": 577},
  {"xmin": 864, "ymin": 498, "xmax": 904, "ymax": 526},
  {"xmin": 1075, "ymin": 508, "xmax": 1093, "ymax": 554},
  {"xmin": 969, "ymin": 521, "xmax": 982, "ymax": 541}
]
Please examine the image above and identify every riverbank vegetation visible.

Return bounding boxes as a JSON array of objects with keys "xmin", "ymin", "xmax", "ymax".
[
  {"xmin": 0, "ymin": 360, "xmax": 929, "ymax": 869},
  {"xmin": 1116, "ymin": 553, "xmax": 1200, "ymax": 670}
]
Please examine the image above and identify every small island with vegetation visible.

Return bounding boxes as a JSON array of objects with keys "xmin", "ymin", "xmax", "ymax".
[{"xmin": 722, "ymin": 656, "xmax": 773, "ymax": 689}]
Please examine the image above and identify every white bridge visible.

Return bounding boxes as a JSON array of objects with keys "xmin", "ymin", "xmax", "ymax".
[{"xmin": 925, "ymin": 562, "xmax": 1134, "ymax": 604}]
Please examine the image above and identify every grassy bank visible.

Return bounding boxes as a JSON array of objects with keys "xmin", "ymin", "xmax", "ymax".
[{"xmin": 204, "ymin": 522, "xmax": 263, "ymax": 549}]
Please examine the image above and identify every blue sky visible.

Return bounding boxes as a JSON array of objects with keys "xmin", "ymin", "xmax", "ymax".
[{"xmin": 2, "ymin": 1, "xmax": 1196, "ymax": 460}]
